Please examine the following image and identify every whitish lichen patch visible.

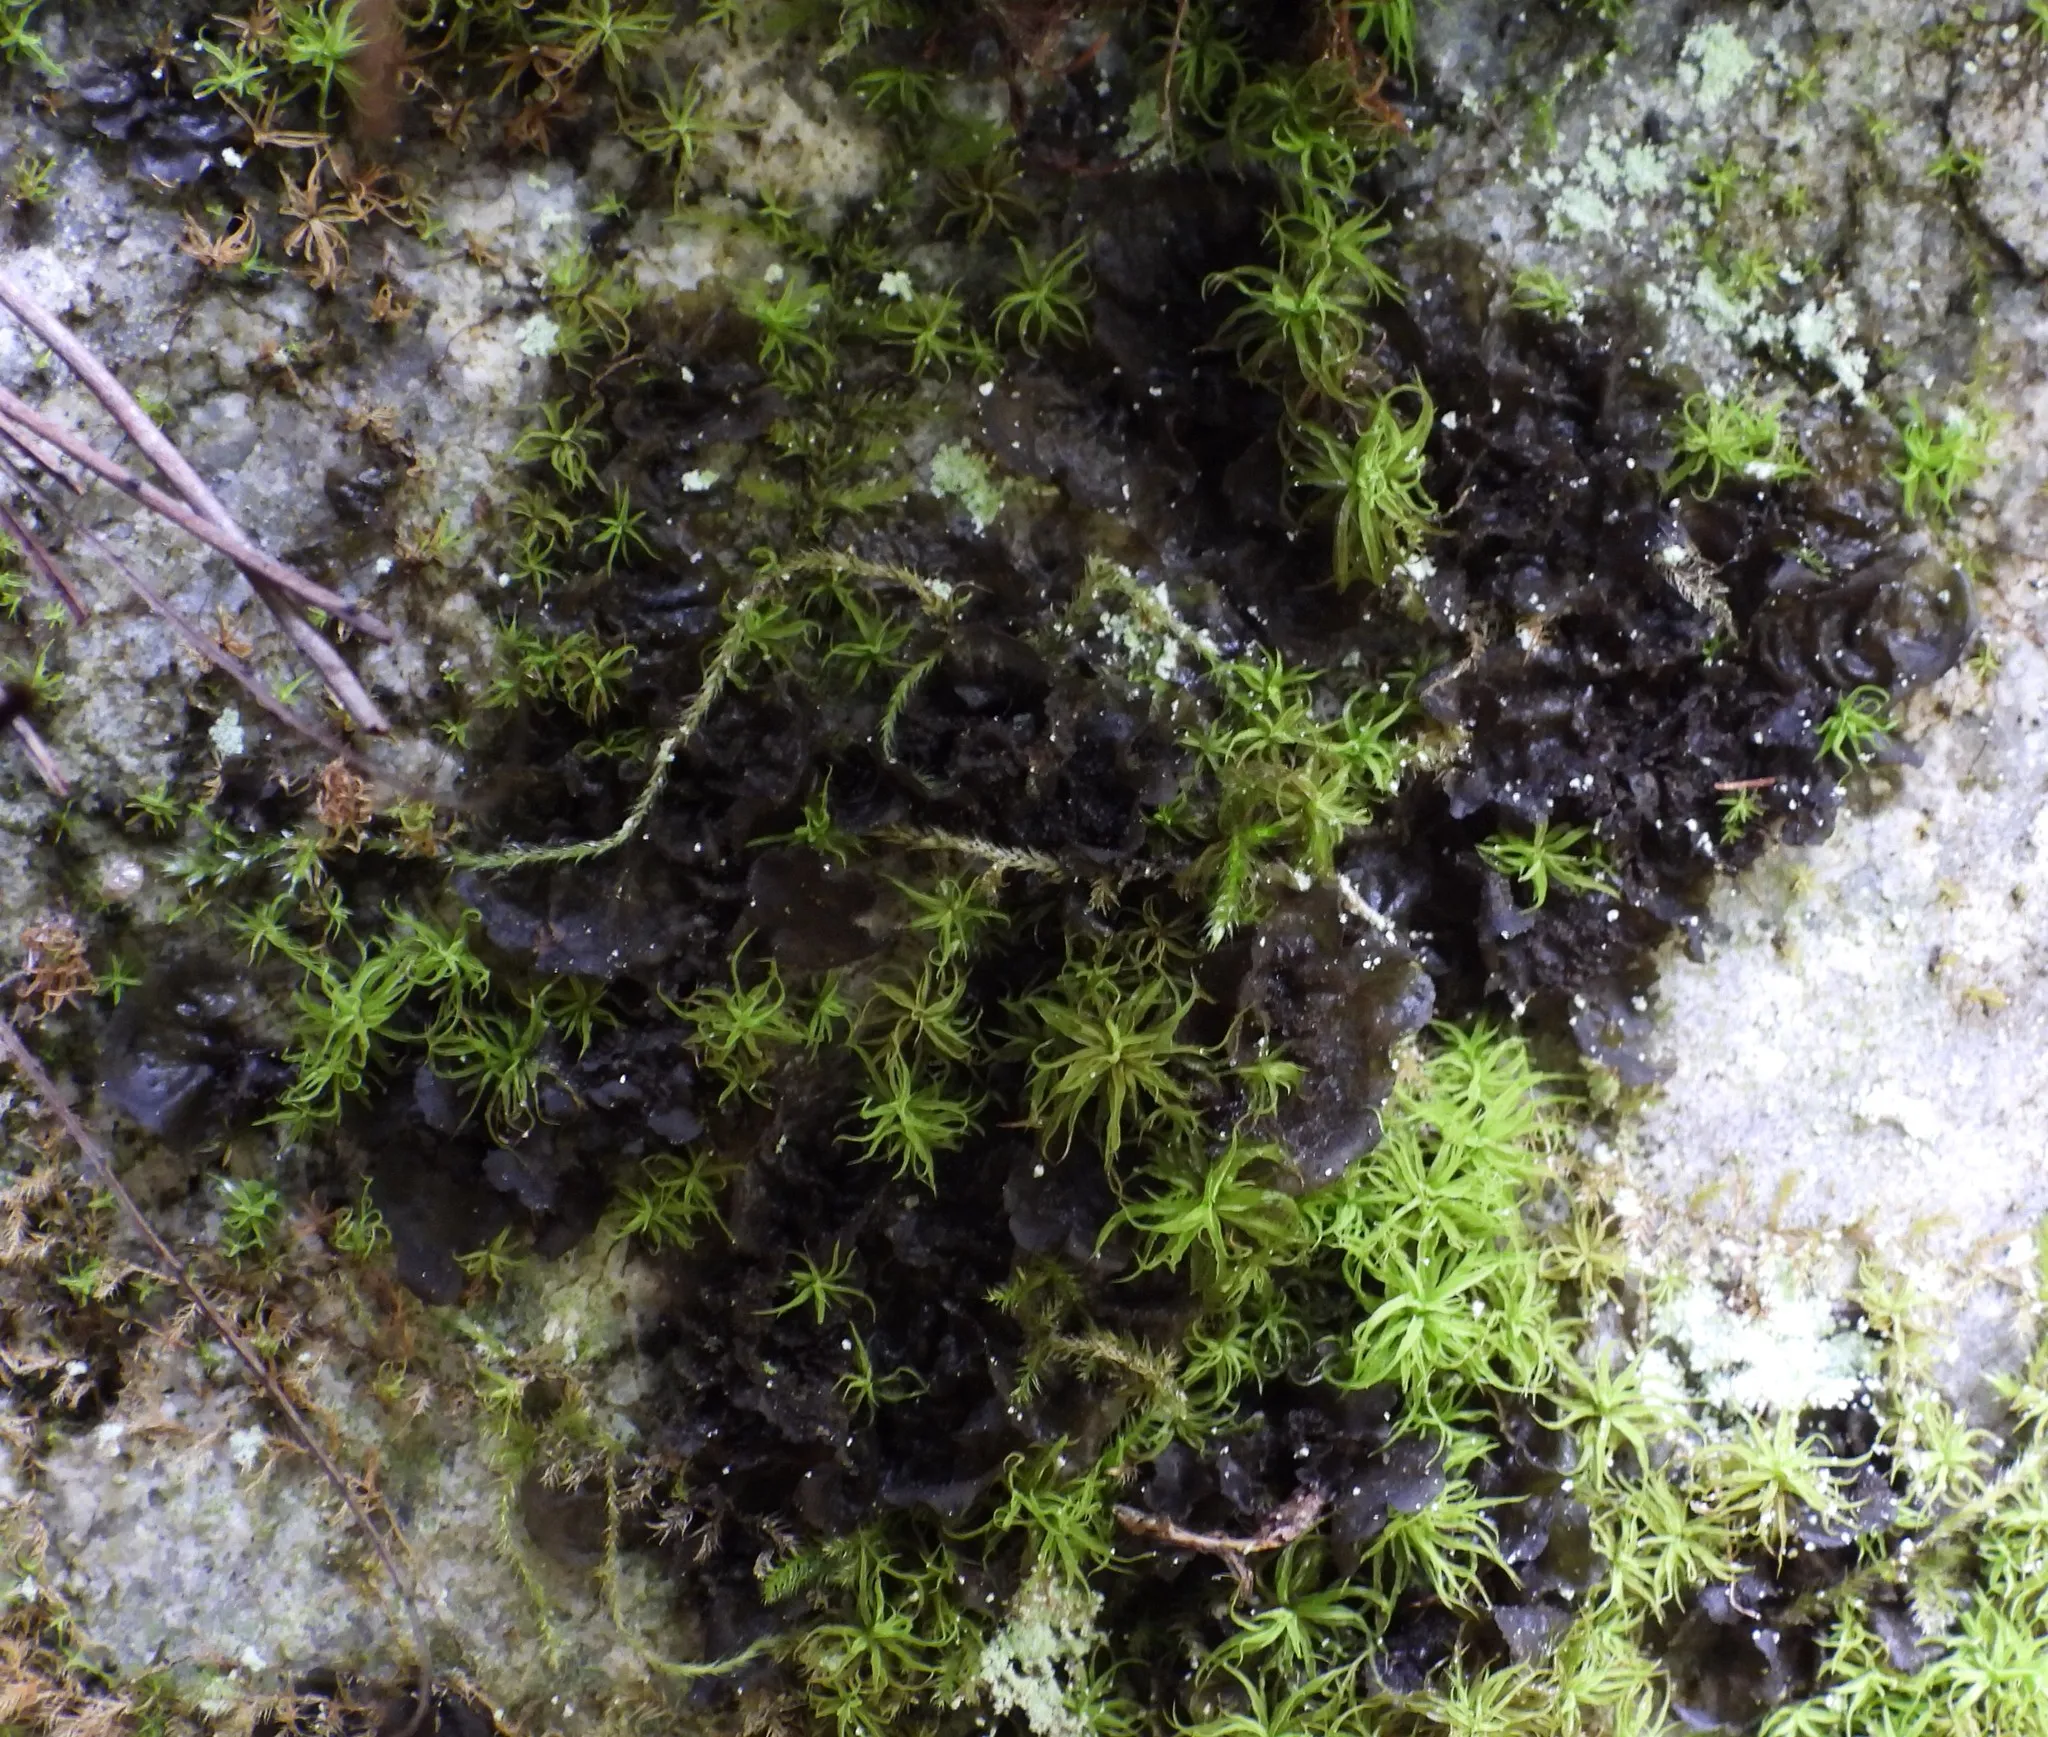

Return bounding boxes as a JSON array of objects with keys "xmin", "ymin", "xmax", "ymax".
[
  {"xmin": 1086, "ymin": 559, "xmax": 1219, "ymax": 687},
  {"xmin": 972, "ymin": 1564, "xmax": 1106, "ymax": 1737},
  {"xmin": 515, "ymin": 312, "xmax": 561, "ymax": 358},
  {"xmin": 927, "ymin": 441, "xmax": 1009, "ymax": 532},
  {"xmin": 1653, "ymin": 1271, "xmax": 1879, "ymax": 1414},
  {"xmin": 1679, "ymin": 22, "xmax": 1760, "ymax": 115}
]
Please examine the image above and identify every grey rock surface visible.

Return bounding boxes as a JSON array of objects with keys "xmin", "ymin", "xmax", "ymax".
[
  {"xmin": 0, "ymin": 13, "xmax": 804, "ymax": 1721},
  {"xmin": 1411, "ymin": 0, "xmax": 2048, "ymax": 1401},
  {"xmin": 1950, "ymin": 22, "xmax": 2048, "ymax": 278},
  {"xmin": 4, "ymin": 0, "xmax": 2048, "ymax": 1719},
  {"xmin": 20, "ymin": 1232, "xmax": 685, "ymax": 1725},
  {"xmin": 1614, "ymin": 294, "xmax": 2048, "ymax": 1407}
]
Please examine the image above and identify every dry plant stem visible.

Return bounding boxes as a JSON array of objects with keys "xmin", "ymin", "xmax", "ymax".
[
  {"xmin": 0, "ymin": 1012, "xmax": 435, "ymax": 1736},
  {"xmin": 1115, "ymin": 1484, "xmax": 1327, "ymax": 1598},
  {"xmin": 0, "ymin": 492, "xmax": 87, "ymax": 622},
  {"xmin": 0, "ymin": 274, "xmax": 228, "ymax": 520},
  {"xmin": 599, "ymin": 1459, "xmax": 782, "ymax": 1681},
  {"xmin": 778, "ymin": 548, "xmax": 964, "ymax": 617},
  {"xmin": 269, "ymin": 595, "xmax": 390, "ymax": 734},
  {"xmin": 0, "ymin": 417, "xmax": 85, "ymax": 494},
  {"xmin": 451, "ymin": 578, "xmax": 783, "ymax": 872},
  {"xmin": 0, "ymin": 453, "xmax": 345, "ymax": 753},
  {"xmin": 8, "ymin": 715, "xmax": 67, "ymax": 794},
  {"xmin": 0, "ymin": 273, "xmax": 389, "ymax": 732},
  {"xmin": 0, "ymin": 388, "xmax": 392, "ymax": 640},
  {"xmin": 348, "ymin": 0, "xmax": 404, "ymax": 145},
  {"xmin": 454, "ymin": 555, "xmax": 963, "ymax": 874},
  {"xmin": 1160, "ymin": 0, "xmax": 1191, "ymax": 147}
]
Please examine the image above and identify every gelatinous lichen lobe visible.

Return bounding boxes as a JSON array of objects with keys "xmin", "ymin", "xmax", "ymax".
[
  {"xmin": 1379, "ymin": 242, "xmax": 1969, "ymax": 1042},
  {"xmin": 61, "ymin": 53, "xmax": 246, "ymax": 188},
  {"xmin": 1236, "ymin": 888, "xmax": 1434, "ymax": 1185},
  {"xmin": 1752, "ymin": 548, "xmax": 1973, "ymax": 698},
  {"xmin": 745, "ymin": 850, "xmax": 885, "ymax": 973}
]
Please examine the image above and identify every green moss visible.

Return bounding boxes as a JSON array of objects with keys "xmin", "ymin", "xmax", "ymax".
[
  {"xmin": 1477, "ymin": 818, "xmax": 1616, "ymax": 907},
  {"xmin": 511, "ymin": 397, "xmax": 607, "ymax": 494},
  {"xmin": 1289, "ymin": 388, "xmax": 1440, "ymax": 588},
  {"xmin": 1171, "ymin": 648, "xmax": 1418, "ymax": 942},
  {"xmin": 276, "ymin": 0, "xmax": 368, "ymax": 118},
  {"xmin": 1206, "ymin": 194, "xmax": 1397, "ymax": 402},
  {"xmin": 668, "ymin": 942, "xmax": 805, "ymax": 1105},
  {"xmin": 481, "ymin": 623, "xmax": 637, "ymax": 722},
  {"xmin": 1013, "ymin": 939, "xmax": 1207, "ymax": 1166},
  {"xmin": 1666, "ymin": 388, "xmax": 1811, "ymax": 498},
  {"xmin": 0, "ymin": 0, "xmax": 58, "ymax": 77},
  {"xmin": 328, "ymin": 1180, "xmax": 390, "ymax": 1261},
  {"xmin": 1817, "ymin": 683, "xmax": 1895, "ymax": 769},
  {"xmin": 214, "ymin": 1176, "xmax": 284, "ymax": 1264},
  {"xmin": 1890, "ymin": 396, "xmax": 1994, "ymax": 521},
  {"xmin": 1716, "ymin": 785, "xmax": 1764, "ymax": 843},
  {"xmin": 607, "ymin": 1153, "xmax": 728, "ymax": 1252},
  {"xmin": 625, "ymin": 68, "xmax": 716, "ymax": 201},
  {"xmin": 1509, "ymin": 264, "xmax": 1578, "ymax": 319},
  {"xmin": 992, "ymin": 236, "xmax": 1093, "ymax": 356},
  {"xmin": 26, "ymin": 5, "xmax": 2037, "ymax": 1732},
  {"xmin": 3, "ymin": 147, "xmax": 55, "ymax": 208}
]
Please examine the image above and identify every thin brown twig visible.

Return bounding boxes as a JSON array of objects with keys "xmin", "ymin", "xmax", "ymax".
[
  {"xmin": 0, "ymin": 387, "xmax": 394, "ymax": 640},
  {"xmin": 0, "ymin": 416, "xmax": 85, "ymax": 494},
  {"xmin": 7, "ymin": 715, "xmax": 66, "ymax": 794},
  {"xmin": 0, "ymin": 493, "xmax": 87, "ymax": 623},
  {"xmin": 1114, "ymin": 1483, "xmax": 1328, "ymax": 1598},
  {"xmin": 0, "ymin": 451, "xmax": 344, "ymax": 754},
  {"xmin": 0, "ymin": 1012, "xmax": 435, "ymax": 1734},
  {"xmin": 1114, "ymin": 1484, "xmax": 1327, "ymax": 1558},
  {"xmin": 0, "ymin": 274, "xmax": 234, "ymax": 528},
  {"xmin": 349, "ymin": 0, "xmax": 405, "ymax": 147},
  {"xmin": 0, "ymin": 274, "xmax": 389, "ymax": 733},
  {"xmin": 266, "ymin": 594, "xmax": 390, "ymax": 735}
]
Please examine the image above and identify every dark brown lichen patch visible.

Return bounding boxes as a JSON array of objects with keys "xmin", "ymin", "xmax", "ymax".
[
  {"xmin": 400, "ymin": 107, "xmax": 1970, "ymax": 1715},
  {"xmin": 134, "ymin": 107, "xmax": 1958, "ymax": 1737},
  {"xmin": 54, "ymin": 56, "xmax": 249, "ymax": 191},
  {"xmin": 1359, "ymin": 245, "xmax": 1968, "ymax": 1068}
]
